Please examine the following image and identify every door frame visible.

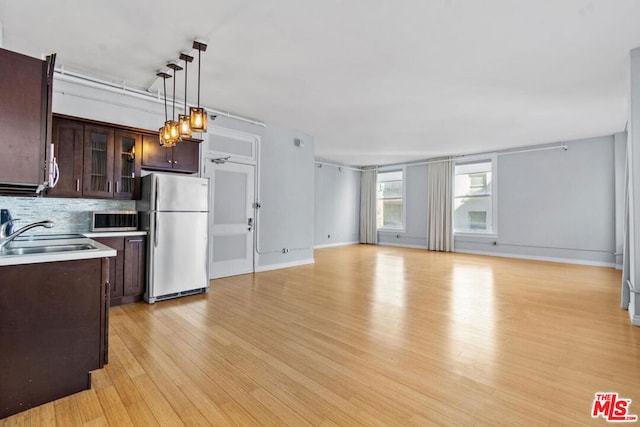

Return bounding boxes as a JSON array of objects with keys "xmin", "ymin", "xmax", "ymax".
[{"xmin": 202, "ymin": 126, "xmax": 261, "ymax": 278}]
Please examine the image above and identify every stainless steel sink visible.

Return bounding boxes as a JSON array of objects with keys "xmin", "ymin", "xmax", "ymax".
[{"xmin": 1, "ymin": 243, "xmax": 97, "ymax": 256}]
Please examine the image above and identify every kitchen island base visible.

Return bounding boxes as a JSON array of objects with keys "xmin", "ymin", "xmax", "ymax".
[{"xmin": 0, "ymin": 258, "xmax": 109, "ymax": 419}]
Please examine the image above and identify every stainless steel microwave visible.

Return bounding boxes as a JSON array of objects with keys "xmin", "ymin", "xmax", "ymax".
[{"xmin": 91, "ymin": 211, "xmax": 138, "ymax": 232}]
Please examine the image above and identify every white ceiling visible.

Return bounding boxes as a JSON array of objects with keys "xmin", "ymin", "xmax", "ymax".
[{"xmin": 2, "ymin": 1, "xmax": 640, "ymax": 166}]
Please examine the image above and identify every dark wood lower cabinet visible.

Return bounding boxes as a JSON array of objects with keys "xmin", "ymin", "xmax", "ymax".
[
  {"xmin": 94, "ymin": 236, "xmax": 145, "ymax": 306},
  {"xmin": 0, "ymin": 258, "xmax": 109, "ymax": 419},
  {"xmin": 123, "ymin": 237, "xmax": 146, "ymax": 298}
]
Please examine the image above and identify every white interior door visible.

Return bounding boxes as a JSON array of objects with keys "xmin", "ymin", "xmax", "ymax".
[{"xmin": 205, "ymin": 161, "xmax": 255, "ymax": 279}]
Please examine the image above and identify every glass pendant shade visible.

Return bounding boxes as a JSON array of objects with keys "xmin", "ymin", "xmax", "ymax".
[
  {"xmin": 179, "ymin": 114, "xmax": 192, "ymax": 139},
  {"xmin": 166, "ymin": 120, "xmax": 180, "ymax": 143},
  {"xmin": 159, "ymin": 126, "xmax": 173, "ymax": 147},
  {"xmin": 158, "ymin": 126, "xmax": 167, "ymax": 146},
  {"xmin": 190, "ymin": 107, "xmax": 207, "ymax": 133}
]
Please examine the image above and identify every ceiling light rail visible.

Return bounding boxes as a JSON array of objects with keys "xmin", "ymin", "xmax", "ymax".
[{"xmin": 53, "ymin": 66, "xmax": 265, "ymax": 128}]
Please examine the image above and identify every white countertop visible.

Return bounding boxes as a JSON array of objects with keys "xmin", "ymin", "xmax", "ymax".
[
  {"xmin": 83, "ymin": 231, "xmax": 147, "ymax": 238},
  {"xmin": 0, "ymin": 237, "xmax": 117, "ymax": 267}
]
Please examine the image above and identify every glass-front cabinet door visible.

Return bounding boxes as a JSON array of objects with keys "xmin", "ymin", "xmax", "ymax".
[
  {"xmin": 114, "ymin": 130, "xmax": 141, "ymax": 199},
  {"xmin": 83, "ymin": 125, "xmax": 115, "ymax": 198}
]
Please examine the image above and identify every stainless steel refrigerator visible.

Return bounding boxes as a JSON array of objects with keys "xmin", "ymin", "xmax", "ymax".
[{"xmin": 137, "ymin": 173, "xmax": 209, "ymax": 303}]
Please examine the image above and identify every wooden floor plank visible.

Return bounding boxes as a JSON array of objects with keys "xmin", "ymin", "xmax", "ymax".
[
  {"xmin": 2, "ymin": 245, "xmax": 638, "ymax": 425},
  {"xmin": 29, "ymin": 402, "xmax": 55, "ymax": 427}
]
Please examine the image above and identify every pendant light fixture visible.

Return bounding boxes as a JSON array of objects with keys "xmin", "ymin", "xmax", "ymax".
[
  {"xmin": 157, "ymin": 71, "xmax": 175, "ymax": 147},
  {"xmin": 165, "ymin": 61, "xmax": 182, "ymax": 145},
  {"xmin": 178, "ymin": 53, "xmax": 193, "ymax": 140},
  {"xmin": 190, "ymin": 40, "xmax": 208, "ymax": 133}
]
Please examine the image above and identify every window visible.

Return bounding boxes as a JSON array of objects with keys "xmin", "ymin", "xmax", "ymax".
[
  {"xmin": 454, "ymin": 158, "xmax": 496, "ymax": 234},
  {"xmin": 377, "ymin": 169, "xmax": 404, "ymax": 229}
]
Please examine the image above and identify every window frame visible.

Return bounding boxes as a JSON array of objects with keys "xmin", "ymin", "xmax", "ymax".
[
  {"xmin": 453, "ymin": 154, "xmax": 498, "ymax": 238},
  {"xmin": 376, "ymin": 165, "xmax": 407, "ymax": 232}
]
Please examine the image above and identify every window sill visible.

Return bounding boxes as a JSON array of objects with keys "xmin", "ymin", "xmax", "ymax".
[
  {"xmin": 454, "ymin": 232, "xmax": 498, "ymax": 239},
  {"xmin": 378, "ymin": 228, "xmax": 406, "ymax": 233}
]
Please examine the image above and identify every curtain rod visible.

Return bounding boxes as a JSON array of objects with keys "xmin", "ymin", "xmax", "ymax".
[
  {"xmin": 316, "ymin": 143, "xmax": 568, "ymax": 172},
  {"xmin": 314, "ymin": 161, "xmax": 365, "ymax": 172},
  {"xmin": 378, "ymin": 143, "xmax": 569, "ymax": 168},
  {"xmin": 53, "ymin": 67, "xmax": 266, "ymax": 128}
]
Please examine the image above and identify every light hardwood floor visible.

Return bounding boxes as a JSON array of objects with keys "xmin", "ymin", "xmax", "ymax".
[{"xmin": 2, "ymin": 245, "xmax": 638, "ymax": 426}]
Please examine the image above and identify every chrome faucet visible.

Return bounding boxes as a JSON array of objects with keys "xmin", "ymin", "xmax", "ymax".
[{"xmin": 0, "ymin": 219, "xmax": 54, "ymax": 250}]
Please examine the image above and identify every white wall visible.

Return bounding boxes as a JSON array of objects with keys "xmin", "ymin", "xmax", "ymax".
[
  {"xmin": 373, "ymin": 135, "xmax": 620, "ymax": 267},
  {"xmin": 51, "ymin": 75, "xmax": 316, "ymax": 272},
  {"xmin": 614, "ymin": 131, "xmax": 627, "ymax": 269},
  {"xmin": 256, "ymin": 125, "xmax": 315, "ymax": 269},
  {"xmin": 314, "ymin": 164, "xmax": 360, "ymax": 247},
  {"xmin": 625, "ymin": 47, "xmax": 640, "ymax": 324},
  {"xmin": 455, "ymin": 136, "xmax": 617, "ymax": 266}
]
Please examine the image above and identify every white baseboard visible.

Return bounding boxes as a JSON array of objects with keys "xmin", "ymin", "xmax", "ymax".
[
  {"xmin": 378, "ymin": 242, "xmax": 428, "ymax": 250},
  {"xmin": 455, "ymin": 248, "xmax": 616, "ymax": 268},
  {"xmin": 314, "ymin": 241, "xmax": 359, "ymax": 249},
  {"xmin": 255, "ymin": 258, "xmax": 315, "ymax": 273},
  {"xmin": 632, "ymin": 313, "xmax": 640, "ymax": 327}
]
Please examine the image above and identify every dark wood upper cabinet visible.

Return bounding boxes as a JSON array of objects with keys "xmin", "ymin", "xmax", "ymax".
[
  {"xmin": 142, "ymin": 134, "xmax": 200, "ymax": 174},
  {"xmin": 48, "ymin": 118, "xmax": 84, "ymax": 197},
  {"xmin": 114, "ymin": 130, "xmax": 142, "ymax": 199},
  {"xmin": 48, "ymin": 116, "xmax": 144, "ymax": 199},
  {"xmin": 83, "ymin": 125, "xmax": 115, "ymax": 198},
  {"xmin": 141, "ymin": 134, "xmax": 171, "ymax": 170},
  {"xmin": 47, "ymin": 115, "xmax": 199, "ymax": 199},
  {"xmin": 0, "ymin": 48, "xmax": 53, "ymax": 193},
  {"xmin": 172, "ymin": 141, "xmax": 200, "ymax": 173}
]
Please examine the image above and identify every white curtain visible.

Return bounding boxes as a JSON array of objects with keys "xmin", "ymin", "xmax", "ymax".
[
  {"xmin": 360, "ymin": 168, "xmax": 378, "ymax": 244},
  {"xmin": 428, "ymin": 158, "xmax": 454, "ymax": 252}
]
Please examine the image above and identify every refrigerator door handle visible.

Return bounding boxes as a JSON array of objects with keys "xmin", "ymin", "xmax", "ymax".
[
  {"xmin": 155, "ymin": 176, "xmax": 159, "ymax": 211},
  {"xmin": 154, "ymin": 212, "xmax": 159, "ymax": 248}
]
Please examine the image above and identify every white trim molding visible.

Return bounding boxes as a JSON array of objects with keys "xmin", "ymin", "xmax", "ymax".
[
  {"xmin": 378, "ymin": 242, "xmax": 429, "ymax": 250},
  {"xmin": 255, "ymin": 258, "xmax": 315, "ymax": 273},
  {"xmin": 314, "ymin": 241, "xmax": 360, "ymax": 249},
  {"xmin": 455, "ymin": 248, "xmax": 617, "ymax": 268},
  {"xmin": 204, "ymin": 125, "xmax": 260, "ymax": 165}
]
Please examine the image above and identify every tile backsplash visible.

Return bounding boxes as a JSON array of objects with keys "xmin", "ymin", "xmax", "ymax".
[{"xmin": 0, "ymin": 196, "xmax": 135, "ymax": 234}]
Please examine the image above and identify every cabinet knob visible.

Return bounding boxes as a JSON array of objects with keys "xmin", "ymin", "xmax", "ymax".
[
  {"xmin": 174, "ymin": 161, "xmax": 178, "ymax": 164},
  {"xmin": 168, "ymin": 160, "xmax": 172, "ymax": 164}
]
